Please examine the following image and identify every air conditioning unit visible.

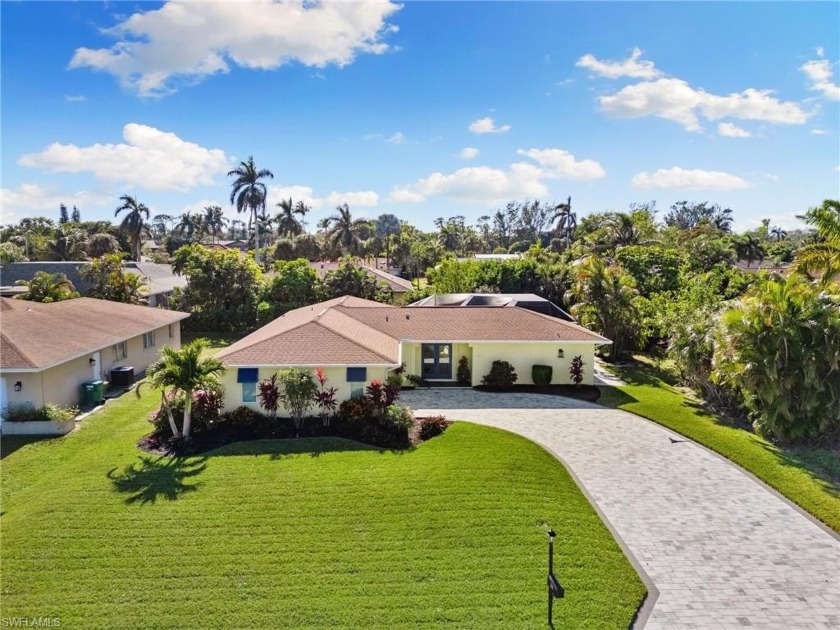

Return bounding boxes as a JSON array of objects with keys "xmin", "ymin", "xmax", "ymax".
[{"xmin": 110, "ymin": 366, "xmax": 135, "ymax": 387}]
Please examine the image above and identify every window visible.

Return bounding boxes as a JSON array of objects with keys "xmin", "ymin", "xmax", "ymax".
[
  {"xmin": 237, "ymin": 368, "xmax": 259, "ymax": 404},
  {"xmin": 168, "ymin": 324, "xmax": 174, "ymax": 338},
  {"xmin": 143, "ymin": 331, "xmax": 156, "ymax": 349},
  {"xmin": 241, "ymin": 382, "xmax": 257, "ymax": 404},
  {"xmin": 346, "ymin": 367, "xmax": 367, "ymax": 399},
  {"xmin": 113, "ymin": 342, "xmax": 127, "ymax": 361}
]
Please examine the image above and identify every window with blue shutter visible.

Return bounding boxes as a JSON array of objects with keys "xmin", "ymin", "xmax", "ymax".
[
  {"xmin": 346, "ymin": 367, "xmax": 367, "ymax": 382},
  {"xmin": 237, "ymin": 368, "xmax": 259, "ymax": 383}
]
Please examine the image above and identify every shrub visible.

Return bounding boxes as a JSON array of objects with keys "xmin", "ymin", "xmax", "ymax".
[
  {"xmin": 258, "ymin": 374, "xmax": 281, "ymax": 417},
  {"xmin": 338, "ymin": 397, "xmax": 377, "ymax": 423},
  {"xmin": 532, "ymin": 364, "xmax": 553, "ymax": 387},
  {"xmin": 457, "ymin": 356, "xmax": 471, "ymax": 385},
  {"xmin": 278, "ymin": 368, "xmax": 318, "ymax": 430},
  {"xmin": 313, "ymin": 368, "xmax": 338, "ymax": 426},
  {"xmin": 192, "ymin": 386, "xmax": 224, "ymax": 428},
  {"xmin": 221, "ymin": 406, "xmax": 265, "ymax": 430},
  {"xmin": 366, "ymin": 379, "xmax": 386, "ymax": 410},
  {"xmin": 569, "ymin": 356, "xmax": 585, "ymax": 386},
  {"xmin": 481, "ymin": 360, "xmax": 518, "ymax": 389},
  {"xmin": 3, "ymin": 403, "xmax": 78, "ymax": 423},
  {"xmin": 383, "ymin": 403, "xmax": 413, "ymax": 430},
  {"xmin": 384, "ymin": 371, "xmax": 403, "ymax": 404},
  {"xmin": 405, "ymin": 374, "xmax": 428, "ymax": 389},
  {"xmin": 418, "ymin": 415, "xmax": 450, "ymax": 441}
]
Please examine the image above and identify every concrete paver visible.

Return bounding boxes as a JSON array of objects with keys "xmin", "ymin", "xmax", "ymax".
[{"xmin": 402, "ymin": 389, "xmax": 840, "ymax": 629}]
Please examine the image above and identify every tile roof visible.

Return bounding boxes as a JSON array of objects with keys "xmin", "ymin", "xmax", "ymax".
[
  {"xmin": 0, "ymin": 297, "xmax": 189, "ymax": 370},
  {"xmin": 216, "ymin": 296, "xmax": 610, "ymax": 367}
]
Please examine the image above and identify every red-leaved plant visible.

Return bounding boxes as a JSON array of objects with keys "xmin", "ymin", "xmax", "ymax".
[
  {"xmin": 313, "ymin": 368, "xmax": 338, "ymax": 426},
  {"xmin": 366, "ymin": 379, "xmax": 386, "ymax": 410},
  {"xmin": 569, "ymin": 355, "xmax": 585, "ymax": 387},
  {"xmin": 258, "ymin": 374, "xmax": 281, "ymax": 417}
]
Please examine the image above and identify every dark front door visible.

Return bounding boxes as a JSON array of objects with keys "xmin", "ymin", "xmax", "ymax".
[{"xmin": 422, "ymin": 344, "xmax": 453, "ymax": 380}]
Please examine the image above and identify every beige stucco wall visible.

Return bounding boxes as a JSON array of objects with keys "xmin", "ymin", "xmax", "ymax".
[
  {"xmin": 1, "ymin": 322, "xmax": 182, "ymax": 414},
  {"xmin": 470, "ymin": 342, "xmax": 597, "ymax": 386},
  {"xmin": 219, "ymin": 365, "xmax": 392, "ymax": 414}
]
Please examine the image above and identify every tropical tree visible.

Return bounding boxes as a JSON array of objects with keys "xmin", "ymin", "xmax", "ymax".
[
  {"xmin": 565, "ymin": 256, "xmax": 640, "ymax": 361},
  {"xmin": 143, "ymin": 339, "xmax": 225, "ymax": 440},
  {"xmin": 713, "ymin": 276, "xmax": 840, "ymax": 442},
  {"xmin": 114, "ymin": 195, "xmax": 151, "ymax": 261},
  {"xmin": 81, "ymin": 253, "xmax": 148, "ymax": 304},
  {"xmin": 275, "ymin": 198, "xmax": 309, "ymax": 238},
  {"xmin": 151, "ymin": 214, "xmax": 176, "ymax": 240},
  {"xmin": 375, "ymin": 213, "xmax": 401, "ymax": 266},
  {"xmin": 86, "ymin": 233, "xmax": 121, "ymax": 258},
  {"xmin": 49, "ymin": 227, "xmax": 87, "ymax": 260},
  {"xmin": 769, "ymin": 226, "xmax": 788, "ymax": 242},
  {"xmin": 227, "ymin": 156, "xmax": 274, "ymax": 263},
  {"xmin": 15, "ymin": 271, "xmax": 79, "ymax": 302},
  {"xmin": 174, "ymin": 213, "xmax": 205, "ymax": 243},
  {"xmin": 201, "ymin": 205, "xmax": 228, "ymax": 243},
  {"xmin": 550, "ymin": 197, "xmax": 576, "ymax": 249},
  {"xmin": 732, "ymin": 234, "xmax": 766, "ymax": 268},
  {"xmin": 325, "ymin": 204, "xmax": 368, "ymax": 255},
  {"xmin": 793, "ymin": 199, "xmax": 840, "ymax": 286},
  {"xmin": 59, "ymin": 203, "xmax": 69, "ymax": 225}
]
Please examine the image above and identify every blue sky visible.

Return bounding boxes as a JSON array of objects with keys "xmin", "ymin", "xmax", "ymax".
[{"xmin": 2, "ymin": 1, "xmax": 838, "ymax": 232}]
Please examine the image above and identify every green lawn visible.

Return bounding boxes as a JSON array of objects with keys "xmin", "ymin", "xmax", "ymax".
[
  {"xmin": 1, "ymin": 388, "xmax": 645, "ymax": 629},
  {"xmin": 598, "ymin": 359, "xmax": 840, "ymax": 533}
]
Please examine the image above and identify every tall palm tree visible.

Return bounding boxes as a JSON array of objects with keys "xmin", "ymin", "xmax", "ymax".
[
  {"xmin": 325, "ymin": 203, "xmax": 368, "ymax": 255},
  {"xmin": 201, "ymin": 205, "xmax": 228, "ymax": 243},
  {"xmin": 550, "ymin": 196, "xmax": 576, "ymax": 249},
  {"xmin": 794, "ymin": 199, "xmax": 840, "ymax": 286},
  {"xmin": 114, "ymin": 195, "xmax": 151, "ymax": 261},
  {"xmin": 769, "ymin": 226, "xmax": 788, "ymax": 242},
  {"xmin": 142, "ymin": 339, "xmax": 225, "ymax": 440},
  {"xmin": 275, "ymin": 198, "xmax": 310, "ymax": 238},
  {"xmin": 174, "ymin": 213, "xmax": 204, "ymax": 242},
  {"xmin": 733, "ymin": 234, "xmax": 766, "ymax": 268},
  {"xmin": 227, "ymin": 156, "xmax": 274, "ymax": 263},
  {"xmin": 15, "ymin": 271, "xmax": 78, "ymax": 302},
  {"xmin": 603, "ymin": 212, "xmax": 642, "ymax": 248}
]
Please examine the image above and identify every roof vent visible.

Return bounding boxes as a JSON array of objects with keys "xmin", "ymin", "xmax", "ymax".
[
  {"xmin": 405, "ymin": 314, "xmax": 410, "ymax": 320},
  {"xmin": 385, "ymin": 315, "xmax": 389, "ymax": 322}
]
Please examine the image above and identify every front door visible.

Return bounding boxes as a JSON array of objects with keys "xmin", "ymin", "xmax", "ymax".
[
  {"xmin": 421, "ymin": 344, "xmax": 452, "ymax": 380},
  {"xmin": 92, "ymin": 352, "xmax": 101, "ymax": 381}
]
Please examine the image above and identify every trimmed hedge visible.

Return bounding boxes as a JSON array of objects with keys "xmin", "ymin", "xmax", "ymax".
[{"xmin": 532, "ymin": 365, "xmax": 553, "ymax": 387}]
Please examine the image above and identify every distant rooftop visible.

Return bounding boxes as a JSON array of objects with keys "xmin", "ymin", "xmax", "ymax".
[{"xmin": 408, "ymin": 293, "xmax": 575, "ymax": 322}]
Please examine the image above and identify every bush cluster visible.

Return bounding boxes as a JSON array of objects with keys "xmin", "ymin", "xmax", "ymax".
[
  {"xmin": 531, "ymin": 364, "xmax": 552, "ymax": 387},
  {"xmin": 481, "ymin": 361, "xmax": 518, "ymax": 389},
  {"xmin": 4, "ymin": 403, "xmax": 78, "ymax": 423},
  {"xmin": 418, "ymin": 416, "xmax": 451, "ymax": 441}
]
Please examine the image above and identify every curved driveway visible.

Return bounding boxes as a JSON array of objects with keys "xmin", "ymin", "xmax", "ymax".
[{"xmin": 402, "ymin": 389, "xmax": 840, "ymax": 629}]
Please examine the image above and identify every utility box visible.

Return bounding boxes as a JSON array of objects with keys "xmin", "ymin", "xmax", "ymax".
[
  {"xmin": 81, "ymin": 380, "xmax": 105, "ymax": 407},
  {"xmin": 110, "ymin": 366, "xmax": 135, "ymax": 387}
]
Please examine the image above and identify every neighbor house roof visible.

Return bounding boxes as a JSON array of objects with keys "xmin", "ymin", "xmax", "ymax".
[
  {"xmin": 409, "ymin": 293, "xmax": 575, "ymax": 322},
  {"xmin": 309, "ymin": 261, "xmax": 414, "ymax": 293},
  {"xmin": 216, "ymin": 296, "xmax": 609, "ymax": 367},
  {"xmin": 0, "ymin": 297, "xmax": 189, "ymax": 371}
]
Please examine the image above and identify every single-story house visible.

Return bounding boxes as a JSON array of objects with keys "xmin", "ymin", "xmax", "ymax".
[
  {"xmin": 0, "ymin": 261, "xmax": 187, "ymax": 308},
  {"xmin": 0, "ymin": 297, "xmax": 189, "ymax": 420},
  {"xmin": 310, "ymin": 261, "xmax": 414, "ymax": 294},
  {"xmin": 216, "ymin": 295, "xmax": 610, "ymax": 413}
]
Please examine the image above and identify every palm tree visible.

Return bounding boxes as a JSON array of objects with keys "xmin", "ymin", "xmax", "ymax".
[
  {"xmin": 603, "ymin": 212, "xmax": 642, "ymax": 248},
  {"xmin": 142, "ymin": 339, "xmax": 225, "ymax": 441},
  {"xmin": 275, "ymin": 198, "xmax": 310, "ymax": 238},
  {"xmin": 550, "ymin": 197, "xmax": 576, "ymax": 249},
  {"xmin": 770, "ymin": 226, "xmax": 788, "ymax": 242},
  {"xmin": 794, "ymin": 199, "xmax": 840, "ymax": 286},
  {"xmin": 733, "ymin": 234, "xmax": 766, "ymax": 268},
  {"xmin": 174, "ymin": 213, "xmax": 204, "ymax": 242},
  {"xmin": 114, "ymin": 195, "xmax": 151, "ymax": 261},
  {"xmin": 325, "ymin": 203, "xmax": 368, "ymax": 255},
  {"xmin": 201, "ymin": 206, "xmax": 228, "ymax": 243},
  {"xmin": 227, "ymin": 156, "xmax": 274, "ymax": 263},
  {"xmin": 15, "ymin": 271, "xmax": 78, "ymax": 302}
]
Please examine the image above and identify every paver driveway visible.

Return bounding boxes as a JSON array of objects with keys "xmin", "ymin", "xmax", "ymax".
[{"xmin": 402, "ymin": 389, "xmax": 840, "ymax": 629}]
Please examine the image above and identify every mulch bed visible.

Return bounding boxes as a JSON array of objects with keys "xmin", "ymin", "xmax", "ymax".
[{"xmin": 473, "ymin": 384, "xmax": 602, "ymax": 402}]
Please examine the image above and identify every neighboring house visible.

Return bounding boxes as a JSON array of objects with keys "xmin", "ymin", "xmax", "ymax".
[
  {"xmin": 310, "ymin": 261, "xmax": 414, "ymax": 294},
  {"xmin": 409, "ymin": 293, "xmax": 575, "ymax": 322},
  {"xmin": 0, "ymin": 261, "xmax": 186, "ymax": 307},
  {"xmin": 735, "ymin": 260, "xmax": 791, "ymax": 275},
  {"xmin": 216, "ymin": 295, "xmax": 610, "ymax": 413},
  {"xmin": 0, "ymin": 297, "xmax": 189, "ymax": 418},
  {"xmin": 458, "ymin": 253, "xmax": 523, "ymax": 262},
  {"xmin": 217, "ymin": 239, "xmax": 250, "ymax": 252}
]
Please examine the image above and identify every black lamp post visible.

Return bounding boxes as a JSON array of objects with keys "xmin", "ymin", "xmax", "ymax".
[{"xmin": 547, "ymin": 529, "xmax": 564, "ymax": 627}]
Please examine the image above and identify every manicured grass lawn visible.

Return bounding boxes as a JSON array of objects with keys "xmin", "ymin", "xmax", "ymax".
[
  {"xmin": 1, "ymin": 389, "xmax": 645, "ymax": 629},
  {"xmin": 598, "ymin": 359, "xmax": 840, "ymax": 534}
]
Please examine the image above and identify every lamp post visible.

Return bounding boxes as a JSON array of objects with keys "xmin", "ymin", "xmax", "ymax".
[{"xmin": 547, "ymin": 529, "xmax": 564, "ymax": 627}]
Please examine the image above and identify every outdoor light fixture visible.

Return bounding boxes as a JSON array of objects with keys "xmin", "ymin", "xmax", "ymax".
[
  {"xmin": 14, "ymin": 381, "xmax": 22, "ymax": 392},
  {"xmin": 546, "ymin": 528, "xmax": 564, "ymax": 626},
  {"xmin": 557, "ymin": 348, "xmax": 565, "ymax": 358},
  {"xmin": 89, "ymin": 357, "xmax": 96, "ymax": 365}
]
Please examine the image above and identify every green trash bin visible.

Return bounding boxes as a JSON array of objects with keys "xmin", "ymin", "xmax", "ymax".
[{"xmin": 81, "ymin": 380, "xmax": 105, "ymax": 407}]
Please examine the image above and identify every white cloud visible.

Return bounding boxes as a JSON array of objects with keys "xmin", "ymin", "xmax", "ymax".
[
  {"xmin": 325, "ymin": 191, "xmax": 378, "ymax": 207},
  {"xmin": 816, "ymin": 46, "xmax": 825, "ymax": 58},
  {"xmin": 386, "ymin": 132, "xmax": 405, "ymax": 145},
  {"xmin": 811, "ymin": 128, "xmax": 829, "ymax": 135},
  {"xmin": 631, "ymin": 167, "xmax": 750, "ymax": 190},
  {"xmin": 457, "ymin": 147, "xmax": 480, "ymax": 160},
  {"xmin": 1, "ymin": 183, "xmax": 111, "ymax": 224},
  {"xmin": 18, "ymin": 124, "xmax": 230, "ymax": 192},
  {"xmin": 516, "ymin": 148, "xmax": 606, "ymax": 180},
  {"xmin": 68, "ymin": 0, "xmax": 401, "ymax": 97},
  {"xmin": 717, "ymin": 122, "xmax": 752, "ymax": 138},
  {"xmin": 800, "ymin": 59, "xmax": 840, "ymax": 100},
  {"xmin": 468, "ymin": 117, "xmax": 511, "ymax": 134},
  {"xmin": 599, "ymin": 78, "xmax": 809, "ymax": 131},
  {"xmin": 388, "ymin": 147, "xmax": 604, "ymax": 204},
  {"xmin": 267, "ymin": 185, "xmax": 324, "ymax": 210},
  {"xmin": 576, "ymin": 47, "xmax": 662, "ymax": 79},
  {"xmin": 64, "ymin": 95, "xmax": 87, "ymax": 103}
]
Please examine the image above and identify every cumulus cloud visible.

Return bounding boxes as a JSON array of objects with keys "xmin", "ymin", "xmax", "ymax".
[
  {"xmin": 68, "ymin": 0, "xmax": 401, "ymax": 97},
  {"xmin": 631, "ymin": 167, "xmax": 750, "ymax": 190},
  {"xmin": 388, "ymin": 147, "xmax": 604, "ymax": 204},
  {"xmin": 800, "ymin": 58, "xmax": 840, "ymax": 100},
  {"xmin": 717, "ymin": 122, "xmax": 752, "ymax": 138},
  {"xmin": 325, "ymin": 191, "xmax": 378, "ymax": 207},
  {"xmin": 576, "ymin": 47, "xmax": 662, "ymax": 79},
  {"xmin": 386, "ymin": 132, "xmax": 405, "ymax": 145},
  {"xmin": 599, "ymin": 78, "xmax": 809, "ymax": 131},
  {"xmin": 468, "ymin": 117, "xmax": 511, "ymax": 134},
  {"xmin": 457, "ymin": 147, "xmax": 480, "ymax": 160},
  {"xmin": 267, "ymin": 185, "xmax": 323, "ymax": 210},
  {"xmin": 18, "ymin": 124, "xmax": 230, "ymax": 192},
  {"xmin": 1, "ymin": 183, "xmax": 111, "ymax": 224}
]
